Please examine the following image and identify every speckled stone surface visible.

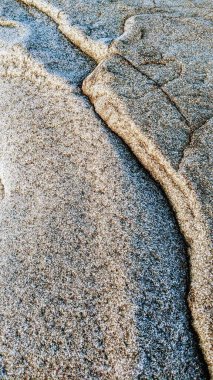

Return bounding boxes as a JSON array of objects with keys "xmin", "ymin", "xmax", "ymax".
[{"xmin": 0, "ymin": 0, "xmax": 212, "ymax": 379}]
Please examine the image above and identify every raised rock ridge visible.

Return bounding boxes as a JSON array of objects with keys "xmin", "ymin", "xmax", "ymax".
[{"xmin": 0, "ymin": 0, "xmax": 212, "ymax": 378}]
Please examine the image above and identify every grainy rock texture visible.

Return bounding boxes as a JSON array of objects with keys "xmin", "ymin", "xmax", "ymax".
[
  {"xmin": 0, "ymin": 0, "xmax": 212, "ymax": 379},
  {"xmin": 83, "ymin": 53, "xmax": 213, "ymax": 377}
]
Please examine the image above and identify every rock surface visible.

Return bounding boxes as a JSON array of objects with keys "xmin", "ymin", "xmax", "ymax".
[{"xmin": 0, "ymin": 0, "xmax": 212, "ymax": 379}]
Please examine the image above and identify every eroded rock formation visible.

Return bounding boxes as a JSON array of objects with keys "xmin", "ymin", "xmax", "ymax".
[{"xmin": 0, "ymin": 0, "xmax": 212, "ymax": 378}]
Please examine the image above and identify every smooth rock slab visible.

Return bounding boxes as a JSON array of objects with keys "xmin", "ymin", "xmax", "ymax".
[{"xmin": 111, "ymin": 11, "xmax": 213, "ymax": 129}]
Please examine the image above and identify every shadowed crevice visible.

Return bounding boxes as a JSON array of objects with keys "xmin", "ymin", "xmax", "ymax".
[{"xmin": 0, "ymin": 180, "xmax": 5, "ymax": 201}]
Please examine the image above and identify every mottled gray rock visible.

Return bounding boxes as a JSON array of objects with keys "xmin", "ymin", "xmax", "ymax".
[
  {"xmin": 83, "ymin": 55, "xmax": 191, "ymax": 168},
  {"xmin": 28, "ymin": 0, "xmax": 213, "ymax": 46},
  {"xmin": 180, "ymin": 118, "xmax": 213, "ymax": 234},
  {"xmin": 111, "ymin": 12, "xmax": 213, "ymax": 129},
  {"xmin": 0, "ymin": 44, "xmax": 207, "ymax": 379},
  {"xmin": 0, "ymin": 0, "xmax": 95, "ymax": 84},
  {"xmin": 0, "ymin": 0, "xmax": 212, "ymax": 379},
  {"xmin": 83, "ymin": 54, "xmax": 213, "ymax": 376}
]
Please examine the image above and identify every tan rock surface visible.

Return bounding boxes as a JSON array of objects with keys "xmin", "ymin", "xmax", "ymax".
[
  {"xmin": 111, "ymin": 11, "xmax": 213, "ymax": 128},
  {"xmin": 83, "ymin": 53, "xmax": 213, "ymax": 376},
  {"xmin": 0, "ymin": 44, "xmax": 208, "ymax": 378},
  {"xmin": 0, "ymin": 0, "xmax": 212, "ymax": 378}
]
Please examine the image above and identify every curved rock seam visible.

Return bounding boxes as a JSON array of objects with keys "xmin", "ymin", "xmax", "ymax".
[
  {"xmin": 82, "ymin": 67, "xmax": 212, "ymax": 376},
  {"xmin": 17, "ymin": 1, "xmax": 205, "ymax": 147},
  {"xmin": 18, "ymin": 0, "xmax": 108, "ymax": 62},
  {"xmin": 15, "ymin": 0, "xmax": 213, "ymax": 376}
]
